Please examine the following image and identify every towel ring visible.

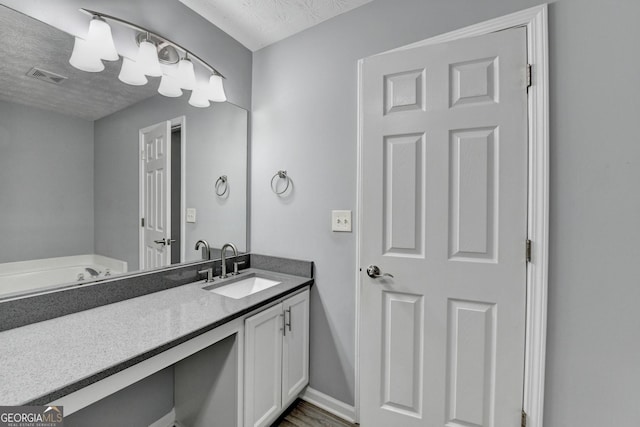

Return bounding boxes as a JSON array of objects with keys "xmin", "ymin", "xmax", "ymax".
[
  {"xmin": 271, "ymin": 170, "xmax": 290, "ymax": 195},
  {"xmin": 215, "ymin": 175, "xmax": 228, "ymax": 196}
]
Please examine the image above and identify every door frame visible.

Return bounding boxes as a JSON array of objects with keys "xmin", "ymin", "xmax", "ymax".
[
  {"xmin": 138, "ymin": 116, "xmax": 187, "ymax": 268},
  {"xmin": 355, "ymin": 4, "xmax": 549, "ymax": 427}
]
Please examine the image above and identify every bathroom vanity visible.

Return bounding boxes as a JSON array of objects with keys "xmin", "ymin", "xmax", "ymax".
[
  {"xmin": 0, "ymin": 258, "xmax": 312, "ymax": 427},
  {"xmin": 0, "ymin": 5, "xmax": 310, "ymax": 426}
]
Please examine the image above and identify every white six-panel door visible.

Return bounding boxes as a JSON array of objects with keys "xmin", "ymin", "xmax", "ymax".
[
  {"xmin": 140, "ymin": 121, "xmax": 171, "ymax": 269},
  {"xmin": 360, "ymin": 27, "xmax": 528, "ymax": 427}
]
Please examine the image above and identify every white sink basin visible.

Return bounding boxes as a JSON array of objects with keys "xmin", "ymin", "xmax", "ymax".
[{"xmin": 207, "ymin": 275, "xmax": 281, "ymax": 299}]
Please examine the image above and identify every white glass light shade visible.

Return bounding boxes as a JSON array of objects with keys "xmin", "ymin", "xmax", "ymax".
[
  {"xmin": 118, "ymin": 57, "xmax": 148, "ymax": 86},
  {"xmin": 137, "ymin": 40, "xmax": 163, "ymax": 77},
  {"xmin": 177, "ymin": 58, "xmax": 196, "ymax": 90},
  {"xmin": 87, "ymin": 18, "xmax": 118, "ymax": 61},
  {"xmin": 188, "ymin": 85, "xmax": 211, "ymax": 108},
  {"xmin": 158, "ymin": 74, "xmax": 183, "ymax": 97},
  {"xmin": 69, "ymin": 37, "xmax": 104, "ymax": 72},
  {"xmin": 206, "ymin": 74, "xmax": 227, "ymax": 102},
  {"xmin": 160, "ymin": 63, "xmax": 179, "ymax": 78}
]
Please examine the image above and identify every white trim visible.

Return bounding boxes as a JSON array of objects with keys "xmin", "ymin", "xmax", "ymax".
[
  {"xmin": 148, "ymin": 408, "xmax": 176, "ymax": 427},
  {"xmin": 301, "ymin": 387, "xmax": 356, "ymax": 424},
  {"xmin": 355, "ymin": 5, "xmax": 549, "ymax": 427},
  {"xmin": 522, "ymin": 8, "xmax": 550, "ymax": 427},
  {"xmin": 138, "ymin": 127, "xmax": 146, "ymax": 269},
  {"xmin": 49, "ymin": 318, "xmax": 243, "ymax": 416},
  {"xmin": 353, "ymin": 57, "xmax": 364, "ymax": 425}
]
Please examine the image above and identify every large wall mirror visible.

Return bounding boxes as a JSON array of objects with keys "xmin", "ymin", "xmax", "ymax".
[{"xmin": 0, "ymin": 5, "xmax": 248, "ymax": 299}]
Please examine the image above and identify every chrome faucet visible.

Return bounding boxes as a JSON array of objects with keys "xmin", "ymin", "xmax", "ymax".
[
  {"xmin": 198, "ymin": 267, "xmax": 215, "ymax": 283},
  {"xmin": 220, "ymin": 242, "xmax": 238, "ymax": 278},
  {"xmin": 195, "ymin": 239, "xmax": 211, "ymax": 260},
  {"xmin": 85, "ymin": 267, "xmax": 100, "ymax": 278}
]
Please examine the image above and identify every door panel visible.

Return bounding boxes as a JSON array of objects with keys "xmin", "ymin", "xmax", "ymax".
[
  {"xmin": 360, "ymin": 27, "xmax": 528, "ymax": 427},
  {"xmin": 383, "ymin": 133, "xmax": 426, "ymax": 257},
  {"xmin": 450, "ymin": 56, "xmax": 498, "ymax": 107},
  {"xmin": 381, "ymin": 291, "xmax": 423, "ymax": 417},
  {"xmin": 384, "ymin": 68, "xmax": 426, "ymax": 115},
  {"xmin": 446, "ymin": 299, "xmax": 496, "ymax": 427},
  {"xmin": 449, "ymin": 126, "xmax": 498, "ymax": 261}
]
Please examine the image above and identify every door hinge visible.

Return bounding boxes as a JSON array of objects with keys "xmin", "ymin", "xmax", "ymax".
[
  {"xmin": 526, "ymin": 239, "xmax": 532, "ymax": 263},
  {"xmin": 141, "ymin": 218, "xmax": 145, "ymax": 227},
  {"xmin": 521, "ymin": 409, "xmax": 528, "ymax": 427},
  {"xmin": 141, "ymin": 150, "xmax": 146, "ymax": 160},
  {"xmin": 526, "ymin": 64, "xmax": 533, "ymax": 90}
]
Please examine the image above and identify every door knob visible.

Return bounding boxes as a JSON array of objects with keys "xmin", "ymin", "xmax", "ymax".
[
  {"xmin": 154, "ymin": 238, "xmax": 177, "ymax": 246},
  {"xmin": 366, "ymin": 265, "xmax": 394, "ymax": 279}
]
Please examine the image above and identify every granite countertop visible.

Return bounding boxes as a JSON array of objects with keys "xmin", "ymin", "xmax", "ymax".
[{"xmin": 0, "ymin": 268, "xmax": 312, "ymax": 406}]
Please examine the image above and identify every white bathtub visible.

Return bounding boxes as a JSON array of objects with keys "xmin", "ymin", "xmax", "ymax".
[{"xmin": 0, "ymin": 254, "xmax": 128, "ymax": 298}]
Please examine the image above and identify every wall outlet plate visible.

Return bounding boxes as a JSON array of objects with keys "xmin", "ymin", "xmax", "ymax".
[
  {"xmin": 332, "ymin": 210, "xmax": 352, "ymax": 232},
  {"xmin": 186, "ymin": 208, "xmax": 196, "ymax": 223}
]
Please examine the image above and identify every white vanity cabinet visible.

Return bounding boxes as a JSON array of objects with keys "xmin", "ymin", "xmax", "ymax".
[{"xmin": 244, "ymin": 288, "xmax": 309, "ymax": 427}]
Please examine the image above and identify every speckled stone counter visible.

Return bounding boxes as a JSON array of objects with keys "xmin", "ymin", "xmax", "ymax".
[{"xmin": 0, "ymin": 268, "xmax": 312, "ymax": 406}]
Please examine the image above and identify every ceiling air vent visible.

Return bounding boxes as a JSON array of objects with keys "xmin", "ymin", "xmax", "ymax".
[{"xmin": 26, "ymin": 67, "xmax": 68, "ymax": 85}]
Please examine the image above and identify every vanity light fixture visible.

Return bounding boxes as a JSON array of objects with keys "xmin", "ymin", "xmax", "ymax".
[
  {"xmin": 136, "ymin": 35, "xmax": 163, "ymax": 77},
  {"xmin": 189, "ymin": 83, "xmax": 211, "ymax": 108},
  {"xmin": 69, "ymin": 8, "xmax": 227, "ymax": 108},
  {"xmin": 207, "ymin": 74, "xmax": 227, "ymax": 102},
  {"xmin": 177, "ymin": 55, "xmax": 197, "ymax": 90},
  {"xmin": 69, "ymin": 37, "xmax": 105, "ymax": 72},
  {"xmin": 85, "ymin": 17, "xmax": 118, "ymax": 61},
  {"xmin": 118, "ymin": 57, "xmax": 148, "ymax": 86},
  {"xmin": 158, "ymin": 73, "xmax": 183, "ymax": 97}
]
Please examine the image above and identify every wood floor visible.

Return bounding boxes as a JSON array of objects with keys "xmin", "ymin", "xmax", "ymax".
[{"xmin": 273, "ymin": 400, "xmax": 357, "ymax": 427}]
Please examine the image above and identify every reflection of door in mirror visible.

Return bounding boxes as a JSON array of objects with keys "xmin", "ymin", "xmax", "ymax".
[
  {"xmin": 139, "ymin": 118, "xmax": 185, "ymax": 270},
  {"xmin": 140, "ymin": 120, "xmax": 171, "ymax": 269}
]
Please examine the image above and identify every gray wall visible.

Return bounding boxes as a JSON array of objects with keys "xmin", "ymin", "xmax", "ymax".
[
  {"xmin": 544, "ymin": 1, "xmax": 640, "ymax": 425},
  {"xmin": 1, "ymin": 0, "xmax": 252, "ymax": 110},
  {"xmin": 0, "ymin": 100, "xmax": 94, "ymax": 263},
  {"xmin": 175, "ymin": 335, "xmax": 238, "ymax": 426},
  {"xmin": 64, "ymin": 368, "xmax": 173, "ymax": 427},
  {"xmin": 94, "ymin": 95, "xmax": 247, "ymax": 271},
  {"xmin": 252, "ymin": 0, "xmax": 640, "ymax": 425}
]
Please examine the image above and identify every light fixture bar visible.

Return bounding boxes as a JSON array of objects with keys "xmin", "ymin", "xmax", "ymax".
[{"xmin": 79, "ymin": 8, "xmax": 225, "ymax": 79}]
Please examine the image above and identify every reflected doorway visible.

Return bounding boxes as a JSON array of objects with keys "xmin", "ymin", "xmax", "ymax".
[
  {"xmin": 139, "ymin": 117, "xmax": 186, "ymax": 270},
  {"xmin": 170, "ymin": 125, "xmax": 182, "ymax": 265}
]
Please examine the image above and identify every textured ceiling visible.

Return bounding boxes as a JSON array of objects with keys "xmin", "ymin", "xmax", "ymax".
[
  {"xmin": 179, "ymin": 0, "xmax": 375, "ymax": 51},
  {"xmin": 0, "ymin": 6, "xmax": 159, "ymax": 121}
]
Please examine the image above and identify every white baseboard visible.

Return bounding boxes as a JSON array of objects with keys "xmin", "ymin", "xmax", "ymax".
[
  {"xmin": 300, "ymin": 387, "xmax": 357, "ymax": 424},
  {"xmin": 149, "ymin": 408, "xmax": 176, "ymax": 427}
]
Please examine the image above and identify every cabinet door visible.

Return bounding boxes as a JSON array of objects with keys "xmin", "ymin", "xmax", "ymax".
[
  {"xmin": 282, "ymin": 289, "xmax": 310, "ymax": 408},
  {"xmin": 245, "ymin": 303, "xmax": 283, "ymax": 427}
]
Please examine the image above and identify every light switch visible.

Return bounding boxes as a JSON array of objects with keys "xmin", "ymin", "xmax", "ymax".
[
  {"xmin": 186, "ymin": 208, "xmax": 196, "ymax": 223},
  {"xmin": 332, "ymin": 210, "xmax": 352, "ymax": 232}
]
